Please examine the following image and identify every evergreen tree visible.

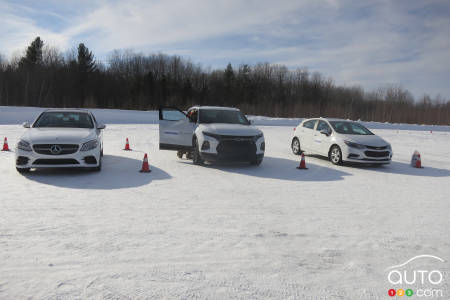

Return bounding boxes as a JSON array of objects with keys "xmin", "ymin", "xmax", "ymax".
[
  {"xmin": 77, "ymin": 43, "xmax": 96, "ymax": 74},
  {"xmin": 19, "ymin": 37, "xmax": 44, "ymax": 68}
]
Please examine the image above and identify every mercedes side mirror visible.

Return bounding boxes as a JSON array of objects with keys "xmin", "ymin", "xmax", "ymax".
[{"xmin": 23, "ymin": 122, "xmax": 31, "ymax": 128}]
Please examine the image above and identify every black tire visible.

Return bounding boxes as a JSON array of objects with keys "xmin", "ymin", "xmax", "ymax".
[
  {"xmin": 329, "ymin": 145, "xmax": 343, "ymax": 165},
  {"xmin": 16, "ymin": 167, "xmax": 30, "ymax": 173},
  {"xmin": 177, "ymin": 150, "xmax": 183, "ymax": 159},
  {"xmin": 91, "ymin": 156, "xmax": 102, "ymax": 172},
  {"xmin": 291, "ymin": 137, "xmax": 301, "ymax": 155},
  {"xmin": 101, "ymin": 147, "xmax": 103, "ymax": 157},
  {"xmin": 192, "ymin": 138, "xmax": 204, "ymax": 165},
  {"xmin": 250, "ymin": 157, "xmax": 263, "ymax": 166}
]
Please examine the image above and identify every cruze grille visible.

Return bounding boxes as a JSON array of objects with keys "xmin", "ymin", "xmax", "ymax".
[
  {"xmin": 364, "ymin": 150, "xmax": 390, "ymax": 158},
  {"xmin": 366, "ymin": 145, "xmax": 387, "ymax": 150},
  {"xmin": 33, "ymin": 144, "xmax": 79, "ymax": 155}
]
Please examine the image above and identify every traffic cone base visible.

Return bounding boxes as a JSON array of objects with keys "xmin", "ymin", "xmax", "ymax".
[
  {"xmin": 2, "ymin": 137, "xmax": 10, "ymax": 151},
  {"xmin": 139, "ymin": 153, "xmax": 151, "ymax": 173},
  {"xmin": 297, "ymin": 153, "xmax": 308, "ymax": 170},
  {"xmin": 123, "ymin": 138, "xmax": 132, "ymax": 151},
  {"xmin": 411, "ymin": 150, "xmax": 424, "ymax": 168}
]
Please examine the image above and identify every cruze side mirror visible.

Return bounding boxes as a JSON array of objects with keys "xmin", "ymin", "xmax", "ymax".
[
  {"xmin": 97, "ymin": 124, "xmax": 106, "ymax": 129},
  {"xmin": 23, "ymin": 122, "xmax": 31, "ymax": 128},
  {"xmin": 320, "ymin": 129, "xmax": 330, "ymax": 136}
]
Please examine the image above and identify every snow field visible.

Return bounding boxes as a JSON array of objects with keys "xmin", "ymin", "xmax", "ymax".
[{"xmin": 0, "ymin": 112, "xmax": 449, "ymax": 299}]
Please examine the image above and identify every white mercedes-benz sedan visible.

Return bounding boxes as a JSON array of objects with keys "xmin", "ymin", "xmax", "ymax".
[
  {"xmin": 15, "ymin": 109, "xmax": 105, "ymax": 173},
  {"xmin": 159, "ymin": 106, "xmax": 265, "ymax": 165},
  {"xmin": 291, "ymin": 118, "xmax": 392, "ymax": 165}
]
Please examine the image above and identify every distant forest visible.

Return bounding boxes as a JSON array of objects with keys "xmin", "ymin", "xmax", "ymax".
[{"xmin": 0, "ymin": 37, "xmax": 449, "ymax": 125}]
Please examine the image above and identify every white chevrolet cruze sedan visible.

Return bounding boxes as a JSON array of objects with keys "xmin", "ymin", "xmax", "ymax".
[
  {"xmin": 159, "ymin": 106, "xmax": 265, "ymax": 165},
  {"xmin": 15, "ymin": 109, "xmax": 105, "ymax": 173},
  {"xmin": 291, "ymin": 118, "xmax": 392, "ymax": 165}
]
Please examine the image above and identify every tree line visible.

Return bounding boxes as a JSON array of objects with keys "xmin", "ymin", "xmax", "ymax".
[{"xmin": 0, "ymin": 37, "xmax": 449, "ymax": 125}]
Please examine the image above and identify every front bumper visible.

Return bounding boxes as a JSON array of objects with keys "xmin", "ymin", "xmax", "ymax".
[
  {"xmin": 199, "ymin": 134, "xmax": 265, "ymax": 162},
  {"xmin": 341, "ymin": 145, "xmax": 393, "ymax": 164},
  {"xmin": 15, "ymin": 146, "xmax": 101, "ymax": 168}
]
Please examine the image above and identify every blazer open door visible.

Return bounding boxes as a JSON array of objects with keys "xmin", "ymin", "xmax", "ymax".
[{"xmin": 159, "ymin": 107, "xmax": 195, "ymax": 151}]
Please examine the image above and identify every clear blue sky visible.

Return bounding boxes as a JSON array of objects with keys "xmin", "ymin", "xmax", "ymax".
[{"xmin": 1, "ymin": 0, "xmax": 450, "ymax": 99}]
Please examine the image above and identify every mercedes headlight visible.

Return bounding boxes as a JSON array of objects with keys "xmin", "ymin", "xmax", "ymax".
[
  {"xmin": 344, "ymin": 140, "xmax": 366, "ymax": 149},
  {"xmin": 17, "ymin": 140, "xmax": 32, "ymax": 151},
  {"xmin": 80, "ymin": 139, "xmax": 98, "ymax": 151}
]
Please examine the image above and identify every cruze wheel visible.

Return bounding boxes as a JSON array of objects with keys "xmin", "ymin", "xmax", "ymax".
[
  {"xmin": 291, "ymin": 138, "xmax": 301, "ymax": 155},
  {"xmin": 329, "ymin": 145, "xmax": 343, "ymax": 165}
]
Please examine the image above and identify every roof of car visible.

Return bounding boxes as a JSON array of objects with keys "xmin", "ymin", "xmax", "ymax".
[
  {"xmin": 43, "ymin": 108, "xmax": 92, "ymax": 113},
  {"xmin": 304, "ymin": 117, "xmax": 355, "ymax": 122},
  {"xmin": 188, "ymin": 106, "xmax": 240, "ymax": 111}
]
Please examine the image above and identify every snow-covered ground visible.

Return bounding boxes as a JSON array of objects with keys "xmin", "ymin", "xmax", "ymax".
[{"xmin": 0, "ymin": 107, "xmax": 449, "ymax": 299}]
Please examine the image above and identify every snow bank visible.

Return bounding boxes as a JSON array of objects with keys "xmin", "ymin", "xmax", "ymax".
[
  {"xmin": 0, "ymin": 106, "xmax": 159, "ymax": 125},
  {"xmin": 1, "ymin": 106, "xmax": 449, "ymax": 132}
]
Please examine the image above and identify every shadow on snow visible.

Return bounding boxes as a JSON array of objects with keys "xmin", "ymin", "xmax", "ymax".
[
  {"xmin": 185, "ymin": 155, "xmax": 352, "ymax": 182},
  {"xmin": 21, "ymin": 154, "xmax": 171, "ymax": 189},
  {"xmin": 307, "ymin": 154, "xmax": 450, "ymax": 177}
]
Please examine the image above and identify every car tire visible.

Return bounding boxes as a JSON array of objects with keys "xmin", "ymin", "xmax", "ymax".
[
  {"xmin": 101, "ymin": 147, "xmax": 103, "ymax": 157},
  {"xmin": 250, "ymin": 157, "xmax": 263, "ymax": 166},
  {"xmin": 329, "ymin": 145, "xmax": 343, "ymax": 165},
  {"xmin": 177, "ymin": 150, "xmax": 183, "ymax": 159},
  {"xmin": 291, "ymin": 137, "xmax": 301, "ymax": 155},
  {"xmin": 16, "ymin": 167, "xmax": 30, "ymax": 173},
  {"xmin": 192, "ymin": 138, "xmax": 204, "ymax": 165}
]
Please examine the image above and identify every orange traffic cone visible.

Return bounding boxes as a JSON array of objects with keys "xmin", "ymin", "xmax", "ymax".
[
  {"xmin": 123, "ymin": 138, "xmax": 131, "ymax": 151},
  {"xmin": 296, "ymin": 152, "xmax": 308, "ymax": 169},
  {"xmin": 411, "ymin": 150, "xmax": 423, "ymax": 168},
  {"xmin": 139, "ymin": 153, "xmax": 151, "ymax": 173},
  {"xmin": 2, "ymin": 137, "xmax": 10, "ymax": 151}
]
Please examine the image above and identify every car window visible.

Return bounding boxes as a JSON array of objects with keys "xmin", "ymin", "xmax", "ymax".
[
  {"xmin": 33, "ymin": 112, "xmax": 94, "ymax": 128},
  {"xmin": 161, "ymin": 108, "xmax": 186, "ymax": 121},
  {"xmin": 329, "ymin": 121, "xmax": 374, "ymax": 135},
  {"xmin": 316, "ymin": 120, "xmax": 331, "ymax": 133},
  {"xmin": 198, "ymin": 109, "xmax": 249, "ymax": 125},
  {"xmin": 303, "ymin": 120, "xmax": 317, "ymax": 129}
]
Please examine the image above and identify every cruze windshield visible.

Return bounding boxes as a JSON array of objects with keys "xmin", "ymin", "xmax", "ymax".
[
  {"xmin": 33, "ymin": 112, "xmax": 94, "ymax": 128},
  {"xmin": 329, "ymin": 121, "xmax": 374, "ymax": 135},
  {"xmin": 199, "ymin": 109, "xmax": 250, "ymax": 125}
]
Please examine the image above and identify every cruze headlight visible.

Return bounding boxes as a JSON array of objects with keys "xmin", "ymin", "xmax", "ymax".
[
  {"xmin": 80, "ymin": 139, "xmax": 98, "ymax": 151},
  {"xmin": 17, "ymin": 140, "xmax": 32, "ymax": 151},
  {"xmin": 344, "ymin": 140, "xmax": 366, "ymax": 149},
  {"xmin": 203, "ymin": 132, "xmax": 221, "ymax": 140}
]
